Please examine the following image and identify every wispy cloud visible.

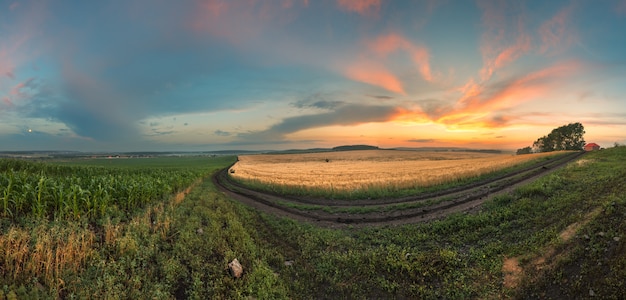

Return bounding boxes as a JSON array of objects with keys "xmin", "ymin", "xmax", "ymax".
[
  {"xmin": 342, "ymin": 32, "xmax": 434, "ymax": 94},
  {"xmin": 538, "ymin": 3, "xmax": 577, "ymax": 55},
  {"xmin": 1, "ymin": 97, "xmax": 12, "ymax": 107},
  {"xmin": 344, "ymin": 60, "xmax": 406, "ymax": 94},
  {"xmin": 0, "ymin": 1, "xmax": 46, "ymax": 81},
  {"xmin": 368, "ymin": 33, "xmax": 434, "ymax": 82},
  {"xmin": 421, "ymin": 1, "xmax": 586, "ymax": 133},
  {"xmin": 10, "ymin": 78, "xmax": 37, "ymax": 97},
  {"xmin": 460, "ymin": 60, "xmax": 585, "ymax": 114},
  {"xmin": 9, "ymin": 2, "xmax": 20, "ymax": 11},
  {"xmin": 477, "ymin": 0, "xmax": 531, "ymax": 81},
  {"xmin": 192, "ymin": 0, "xmax": 300, "ymax": 44},
  {"xmin": 336, "ymin": 0, "xmax": 381, "ymax": 16},
  {"xmin": 395, "ymin": 60, "xmax": 589, "ymax": 130},
  {"xmin": 1, "ymin": 0, "xmax": 624, "ymax": 151}
]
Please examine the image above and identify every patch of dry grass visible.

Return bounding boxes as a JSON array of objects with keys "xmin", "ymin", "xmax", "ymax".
[
  {"xmin": 0, "ymin": 223, "xmax": 95, "ymax": 291},
  {"xmin": 230, "ymin": 150, "xmax": 560, "ymax": 192}
]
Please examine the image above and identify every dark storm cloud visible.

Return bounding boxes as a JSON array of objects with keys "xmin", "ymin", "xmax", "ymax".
[
  {"xmin": 239, "ymin": 104, "xmax": 399, "ymax": 143},
  {"xmin": 7, "ymin": 1, "xmax": 279, "ymax": 143},
  {"xmin": 292, "ymin": 92, "xmax": 345, "ymax": 110}
]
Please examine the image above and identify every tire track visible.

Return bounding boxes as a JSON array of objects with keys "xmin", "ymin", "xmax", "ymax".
[{"xmin": 213, "ymin": 152, "xmax": 585, "ymax": 227}]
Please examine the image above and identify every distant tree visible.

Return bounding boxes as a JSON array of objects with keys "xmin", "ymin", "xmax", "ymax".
[
  {"xmin": 516, "ymin": 146, "xmax": 533, "ymax": 155},
  {"xmin": 532, "ymin": 123, "xmax": 586, "ymax": 152},
  {"xmin": 532, "ymin": 136, "xmax": 553, "ymax": 153}
]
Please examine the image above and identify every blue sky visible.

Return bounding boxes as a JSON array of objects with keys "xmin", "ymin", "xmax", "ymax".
[{"xmin": 1, "ymin": 0, "xmax": 625, "ymax": 151}]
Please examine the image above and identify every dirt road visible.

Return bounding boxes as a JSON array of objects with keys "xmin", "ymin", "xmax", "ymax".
[{"xmin": 213, "ymin": 152, "xmax": 585, "ymax": 228}]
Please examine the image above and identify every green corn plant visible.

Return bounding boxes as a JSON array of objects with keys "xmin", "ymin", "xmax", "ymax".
[
  {"xmin": 126, "ymin": 182, "xmax": 138, "ymax": 211},
  {"xmin": 33, "ymin": 174, "xmax": 49, "ymax": 219},
  {"xmin": 52, "ymin": 182, "xmax": 67, "ymax": 220},
  {"xmin": 68, "ymin": 184, "xmax": 82, "ymax": 220},
  {"xmin": 92, "ymin": 182, "xmax": 110, "ymax": 218},
  {"xmin": 15, "ymin": 180, "xmax": 32, "ymax": 218},
  {"xmin": 2, "ymin": 170, "xmax": 14, "ymax": 217}
]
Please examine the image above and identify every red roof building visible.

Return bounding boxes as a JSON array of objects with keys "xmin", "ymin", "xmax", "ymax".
[{"xmin": 584, "ymin": 143, "xmax": 600, "ymax": 151}]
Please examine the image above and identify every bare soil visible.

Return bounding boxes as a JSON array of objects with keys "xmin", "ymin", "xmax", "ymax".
[{"xmin": 213, "ymin": 151, "xmax": 585, "ymax": 228}]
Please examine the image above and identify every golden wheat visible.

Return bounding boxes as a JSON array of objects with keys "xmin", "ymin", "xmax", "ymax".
[{"xmin": 230, "ymin": 150, "xmax": 561, "ymax": 191}]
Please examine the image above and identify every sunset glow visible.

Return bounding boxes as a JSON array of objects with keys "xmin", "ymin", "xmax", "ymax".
[{"xmin": 1, "ymin": 0, "xmax": 625, "ymax": 151}]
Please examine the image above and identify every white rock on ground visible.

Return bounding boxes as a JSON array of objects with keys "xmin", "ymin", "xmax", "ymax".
[{"xmin": 228, "ymin": 258, "xmax": 243, "ymax": 278}]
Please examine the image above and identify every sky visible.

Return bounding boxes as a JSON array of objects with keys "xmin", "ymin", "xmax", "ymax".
[{"xmin": 1, "ymin": 0, "xmax": 625, "ymax": 152}]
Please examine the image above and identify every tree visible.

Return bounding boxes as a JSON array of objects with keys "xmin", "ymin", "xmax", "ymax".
[
  {"xmin": 532, "ymin": 136, "xmax": 554, "ymax": 153},
  {"xmin": 532, "ymin": 123, "xmax": 585, "ymax": 153},
  {"xmin": 516, "ymin": 146, "xmax": 532, "ymax": 155}
]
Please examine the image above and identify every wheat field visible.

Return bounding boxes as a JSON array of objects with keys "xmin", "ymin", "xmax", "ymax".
[{"xmin": 229, "ymin": 150, "xmax": 560, "ymax": 192}]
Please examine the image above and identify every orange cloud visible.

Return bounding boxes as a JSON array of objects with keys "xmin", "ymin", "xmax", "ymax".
[
  {"xmin": 394, "ymin": 60, "xmax": 587, "ymax": 132},
  {"xmin": 2, "ymin": 97, "xmax": 12, "ymax": 106},
  {"xmin": 457, "ymin": 79, "xmax": 482, "ymax": 104},
  {"xmin": 391, "ymin": 107, "xmax": 430, "ymax": 123},
  {"xmin": 337, "ymin": 0, "xmax": 381, "ymax": 16},
  {"xmin": 493, "ymin": 31, "xmax": 531, "ymax": 69},
  {"xmin": 477, "ymin": 1, "xmax": 531, "ymax": 81},
  {"xmin": 368, "ymin": 33, "xmax": 411, "ymax": 55},
  {"xmin": 445, "ymin": 2, "xmax": 582, "ymax": 132},
  {"xmin": 0, "ymin": 56, "xmax": 14, "ymax": 80},
  {"xmin": 200, "ymin": 0, "xmax": 228, "ymax": 17},
  {"xmin": 193, "ymin": 0, "xmax": 298, "ymax": 43},
  {"xmin": 10, "ymin": 78, "xmax": 35, "ymax": 96},
  {"xmin": 538, "ymin": 4, "xmax": 576, "ymax": 54},
  {"xmin": 411, "ymin": 47, "xmax": 433, "ymax": 82},
  {"xmin": 464, "ymin": 60, "xmax": 585, "ymax": 115},
  {"xmin": 341, "ymin": 32, "xmax": 436, "ymax": 94},
  {"xmin": 0, "ymin": 1, "xmax": 50, "ymax": 86},
  {"xmin": 344, "ymin": 61, "xmax": 405, "ymax": 94},
  {"xmin": 366, "ymin": 33, "xmax": 434, "ymax": 82}
]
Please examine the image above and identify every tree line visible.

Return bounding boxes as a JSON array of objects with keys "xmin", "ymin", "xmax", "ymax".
[{"xmin": 517, "ymin": 122, "xmax": 585, "ymax": 155}]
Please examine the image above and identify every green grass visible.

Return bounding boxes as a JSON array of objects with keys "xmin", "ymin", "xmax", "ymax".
[{"xmin": 1, "ymin": 148, "xmax": 624, "ymax": 298}]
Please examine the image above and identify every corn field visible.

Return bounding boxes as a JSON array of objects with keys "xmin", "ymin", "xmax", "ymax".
[{"xmin": 0, "ymin": 158, "xmax": 203, "ymax": 221}]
